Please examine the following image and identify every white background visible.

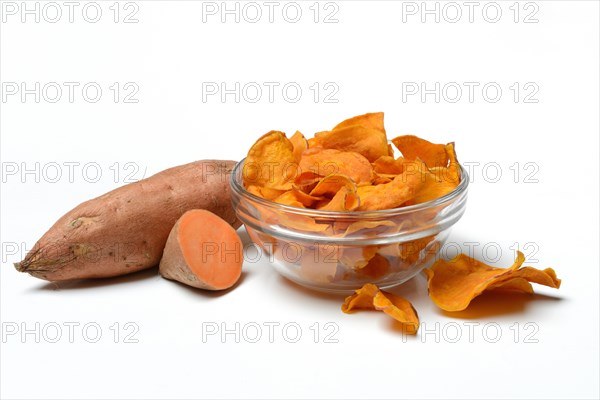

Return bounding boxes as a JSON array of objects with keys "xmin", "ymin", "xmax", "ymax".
[{"xmin": 1, "ymin": 1, "xmax": 599, "ymax": 399}]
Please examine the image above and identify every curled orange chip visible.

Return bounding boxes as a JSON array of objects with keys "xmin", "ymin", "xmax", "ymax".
[
  {"xmin": 314, "ymin": 125, "xmax": 388, "ymax": 162},
  {"xmin": 425, "ymin": 251, "xmax": 561, "ymax": 311},
  {"xmin": 387, "ymin": 143, "xmax": 395, "ymax": 157},
  {"xmin": 391, "ymin": 135, "xmax": 449, "ymax": 168},
  {"xmin": 309, "ymin": 174, "xmax": 357, "ymax": 198},
  {"xmin": 299, "ymin": 148, "xmax": 373, "ymax": 185},
  {"xmin": 318, "ymin": 187, "xmax": 359, "ymax": 211},
  {"xmin": 291, "ymin": 189, "xmax": 323, "ymax": 207},
  {"xmin": 244, "ymin": 130, "xmax": 296, "ymax": 190},
  {"xmin": 357, "ymin": 254, "xmax": 390, "ymax": 279},
  {"xmin": 273, "ymin": 191, "xmax": 306, "ymax": 208},
  {"xmin": 411, "ymin": 167, "xmax": 458, "ymax": 205},
  {"xmin": 340, "ymin": 245, "xmax": 378, "ymax": 270},
  {"xmin": 293, "ymin": 171, "xmax": 322, "ymax": 192},
  {"xmin": 372, "ymin": 174, "xmax": 392, "ymax": 185},
  {"xmin": 246, "ymin": 184, "xmax": 263, "ymax": 197},
  {"xmin": 372, "ymin": 156, "xmax": 408, "ymax": 175},
  {"xmin": 342, "ymin": 283, "xmax": 419, "ymax": 335},
  {"xmin": 341, "ymin": 283, "xmax": 379, "ymax": 312},
  {"xmin": 444, "ymin": 142, "xmax": 461, "ymax": 183},
  {"xmin": 333, "ymin": 112, "xmax": 386, "ymax": 133},
  {"xmin": 245, "ymin": 185, "xmax": 285, "ymax": 201},
  {"xmin": 260, "ymin": 187, "xmax": 286, "ymax": 201},
  {"xmin": 290, "ymin": 130, "xmax": 308, "ymax": 162},
  {"xmin": 307, "ymin": 137, "xmax": 321, "ymax": 149},
  {"xmin": 373, "ymin": 291, "xmax": 420, "ymax": 335},
  {"xmin": 356, "ymin": 167, "xmax": 424, "ymax": 210},
  {"xmin": 272, "ymin": 189, "xmax": 323, "ymax": 208}
]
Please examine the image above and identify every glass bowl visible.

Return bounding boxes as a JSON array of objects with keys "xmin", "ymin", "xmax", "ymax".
[{"xmin": 230, "ymin": 159, "xmax": 469, "ymax": 294}]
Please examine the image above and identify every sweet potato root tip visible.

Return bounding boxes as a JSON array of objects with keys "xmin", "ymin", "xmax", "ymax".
[
  {"xmin": 159, "ymin": 209, "xmax": 243, "ymax": 291},
  {"xmin": 15, "ymin": 160, "xmax": 241, "ymax": 282}
]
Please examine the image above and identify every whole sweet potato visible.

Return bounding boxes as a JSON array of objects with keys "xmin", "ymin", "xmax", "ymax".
[{"xmin": 15, "ymin": 160, "xmax": 241, "ymax": 281}]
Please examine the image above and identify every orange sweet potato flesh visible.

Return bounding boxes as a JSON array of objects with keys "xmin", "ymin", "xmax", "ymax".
[
  {"xmin": 159, "ymin": 210, "xmax": 243, "ymax": 290},
  {"xmin": 15, "ymin": 160, "xmax": 241, "ymax": 282}
]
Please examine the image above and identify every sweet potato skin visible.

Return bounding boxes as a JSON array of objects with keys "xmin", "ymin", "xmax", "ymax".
[{"xmin": 15, "ymin": 160, "xmax": 241, "ymax": 281}]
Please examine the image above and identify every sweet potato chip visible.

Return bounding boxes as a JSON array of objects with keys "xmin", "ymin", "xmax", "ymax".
[
  {"xmin": 357, "ymin": 254, "xmax": 390, "ymax": 279},
  {"xmin": 391, "ymin": 135, "xmax": 449, "ymax": 168},
  {"xmin": 357, "ymin": 168, "xmax": 424, "ymax": 210},
  {"xmin": 290, "ymin": 130, "xmax": 308, "ymax": 162},
  {"xmin": 410, "ymin": 168, "xmax": 458, "ymax": 204},
  {"xmin": 387, "ymin": 143, "xmax": 395, "ymax": 157},
  {"xmin": 318, "ymin": 187, "xmax": 359, "ymax": 211},
  {"xmin": 291, "ymin": 189, "xmax": 323, "ymax": 207},
  {"xmin": 261, "ymin": 187, "xmax": 286, "ymax": 201},
  {"xmin": 299, "ymin": 148, "xmax": 373, "ymax": 185},
  {"xmin": 273, "ymin": 191, "xmax": 306, "ymax": 208},
  {"xmin": 340, "ymin": 245, "xmax": 379, "ymax": 270},
  {"xmin": 272, "ymin": 189, "xmax": 323, "ymax": 208},
  {"xmin": 444, "ymin": 142, "xmax": 461, "ymax": 183},
  {"xmin": 342, "ymin": 283, "xmax": 419, "ymax": 335},
  {"xmin": 341, "ymin": 283, "xmax": 379, "ymax": 312},
  {"xmin": 373, "ymin": 291, "xmax": 420, "ymax": 335},
  {"xmin": 314, "ymin": 125, "xmax": 388, "ymax": 162},
  {"xmin": 246, "ymin": 185, "xmax": 285, "ymax": 201},
  {"xmin": 246, "ymin": 184, "xmax": 263, "ymax": 197},
  {"xmin": 372, "ymin": 155, "xmax": 407, "ymax": 175},
  {"xmin": 425, "ymin": 251, "xmax": 561, "ymax": 311},
  {"xmin": 244, "ymin": 130, "xmax": 296, "ymax": 190},
  {"xmin": 310, "ymin": 174, "xmax": 357, "ymax": 198},
  {"xmin": 307, "ymin": 137, "xmax": 321, "ymax": 149},
  {"xmin": 372, "ymin": 174, "xmax": 392, "ymax": 185},
  {"xmin": 333, "ymin": 112, "xmax": 386, "ymax": 133}
]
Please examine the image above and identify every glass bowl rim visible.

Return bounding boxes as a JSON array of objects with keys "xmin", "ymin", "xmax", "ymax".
[{"xmin": 230, "ymin": 157, "xmax": 469, "ymax": 219}]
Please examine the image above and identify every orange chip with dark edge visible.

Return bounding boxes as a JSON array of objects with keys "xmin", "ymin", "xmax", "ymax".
[
  {"xmin": 391, "ymin": 135, "xmax": 449, "ymax": 169},
  {"xmin": 342, "ymin": 283, "xmax": 419, "ymax": 335},
  {"xmin": 373, "ymin": 291, "xmax": 420, "ymax": 335},
  {"xmin": 289, "ymin": 130, "xmax": 308, "ymax": 162},
  {"xmin": 318, "ymin": 187, "xmax": 359, "ymax": 211},
  {"xmin": 244, "ymin": 130, "xmax": 296, "ymax": 190},
  {"xmin": 333, "ymin": 111, "xmax": 386, "ymax": 133},
  {"xmin": 314, "ymin": 125, "xmax": 388, "ymax": 162}
]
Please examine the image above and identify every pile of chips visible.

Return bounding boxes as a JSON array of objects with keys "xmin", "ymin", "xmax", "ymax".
[{"xmin": 242, "ymin": 112, "xmax": 461, "ymax": 214}]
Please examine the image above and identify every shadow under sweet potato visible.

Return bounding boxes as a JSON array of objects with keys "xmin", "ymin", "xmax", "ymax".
[{"xmin": 29, "ymin": 266, "xmax": 159, "ymax": 292}]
